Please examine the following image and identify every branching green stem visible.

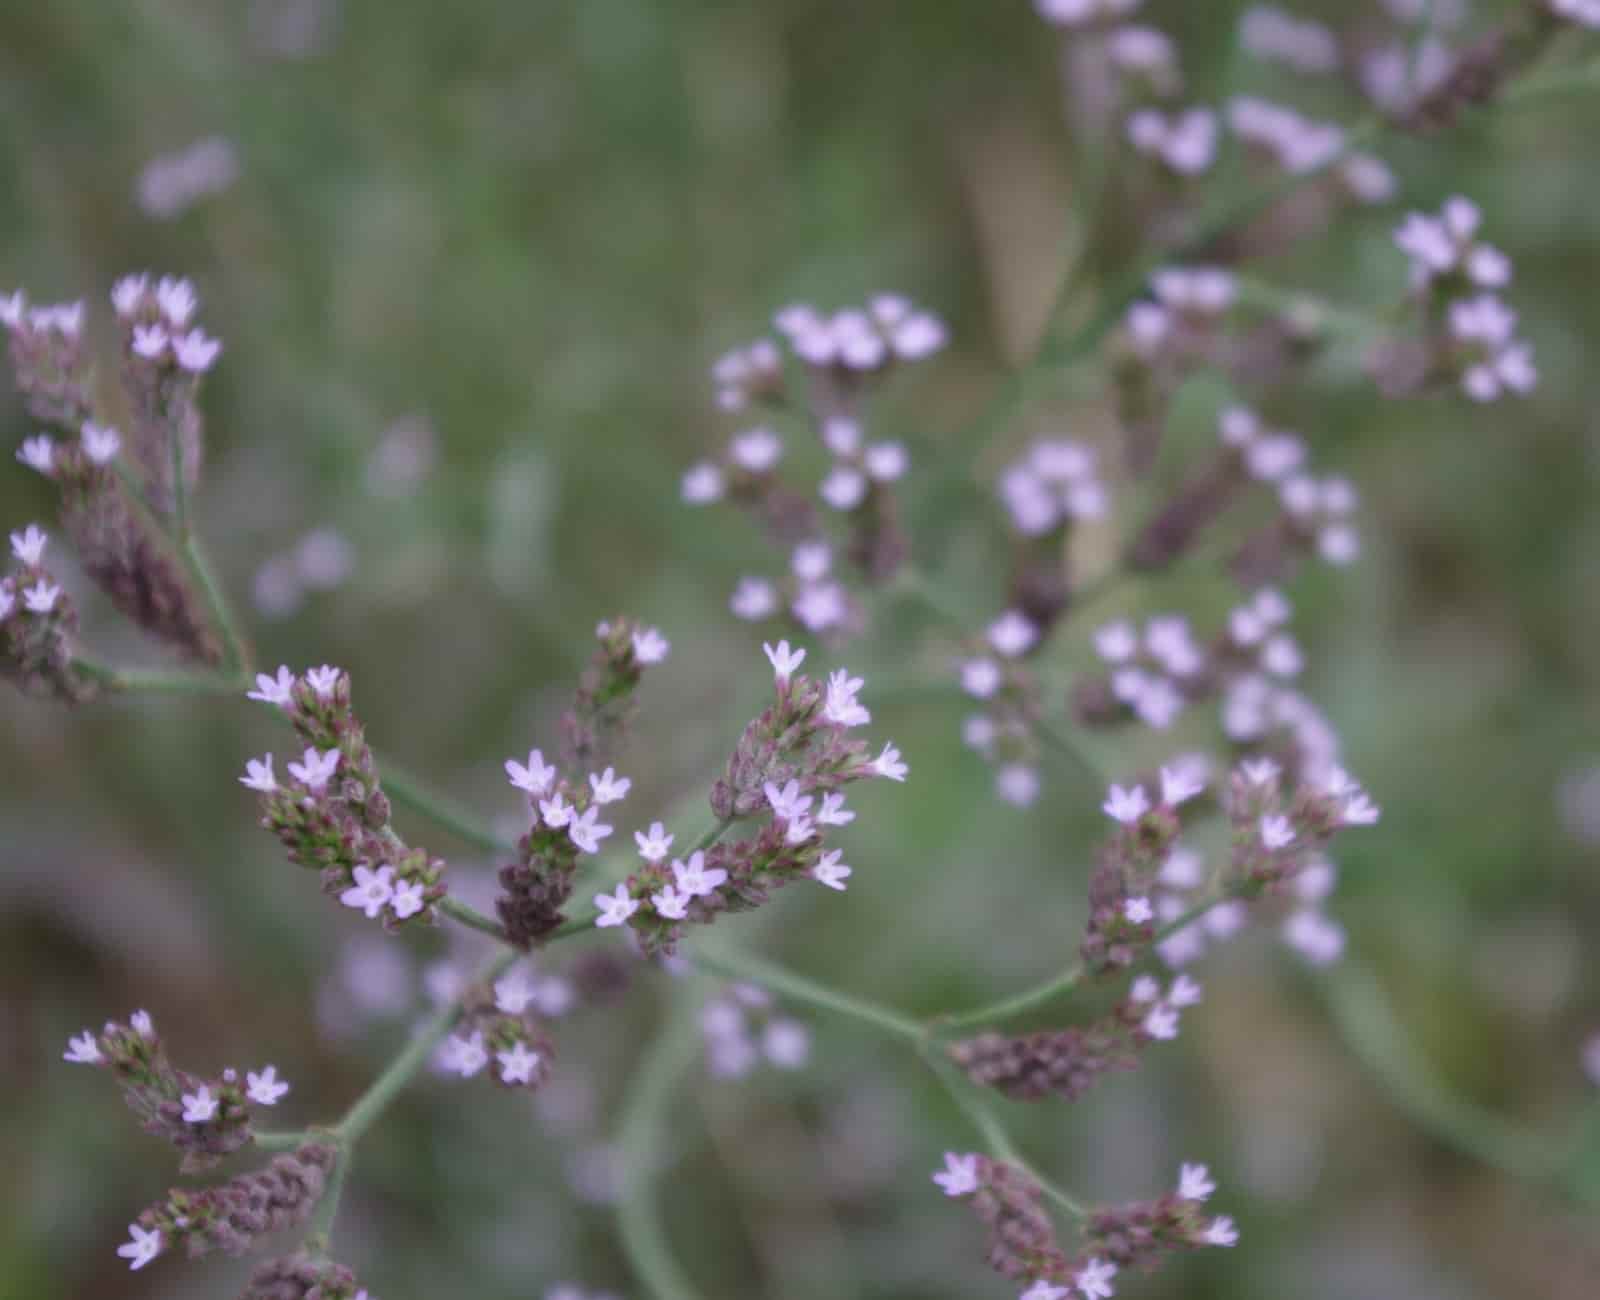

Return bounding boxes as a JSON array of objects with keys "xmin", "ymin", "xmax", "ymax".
[
  {"xmin": 383, "ymin": 765, "xmax": 517, "ymax": 855},
  {"xmin": 692, "ymin": 944, "xmax": 925, "ymax": 1045}
]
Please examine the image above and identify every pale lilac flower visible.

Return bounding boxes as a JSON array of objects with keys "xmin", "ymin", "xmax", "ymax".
[
  {"xmin": 652, "ymin": 885, "xmax": 690, "ymax": 921},
  {"xmin": 681, "ymin": 462, "xmax": 725, "ymax": 504},
  {"xmin": 1160, "ymin": 765, "xmax": 1204, "ymax": 807},
  {"xmin": 872, "ymin": 742, "xmax": 908, "ymax": 781},
  {"xmin": 340, "ymin": 865, "xmax": 395, "ymax": 919},
  {"xmin": 1260, "ymin": 814, "xmax": 1296, "ymax": 850},
  {"xmin": 594, "ymin": 883, "xmax": 639, "ymax": 928},
  {"xmin": 64, "ymin": 1031, "xmax": 102, "ymax": 1064},
  {"xmin": 764, "ymin": 779, "xmax": 813, "ymax": 822},
  {"xmin": 10, "ymin": 525, "xmax": 47, "ymax": 567},
  {"xmin": 1179, "ymin": 1162, "xmax": 1216, "ymax": 1201},
  {"xmin": 1169, "ymin": 974, "xmax": 1203, "ymax": 1007},
  {"xmin": 1202, "ymin": 1216, "xmax": 1239, "ymax": 1247},
  {"xmin": 0, "ymin": 289, "xmax": 23, "ymax": 329},
  {"xmin": 498, "ymin": 1042, "xmax": 542, "ymax": 1085},
  {"xmin": 784, "ymin": 814, "xmax": 816, "ymax": 845},
  {"xmin": 821, "ymin": 465, "xmax": 868, "ymax": 510},
  {"xmin": 961, "ymin": 658, "xmax": 1002, "ymax": 699},
  {"xmin": 731, "ymin": 577, "xmax": 777, "ymax": 620},
  {"xmin": 181, "ymin": 1085, "xmax": 219, "ymax": 1124},
  {"xmin": 931, "ymin": 1152, "xmax": 982, "ymax": 1197},
  {"xmin": 117, "ymin": 1223, "xmax": 164, "ymax": 1271},
  {"xmin": 763, "ymin": 1018, "xmax": 811, "ymax": 1069},
  {"xmin": 391, "ymin": 880, "xmax": 427, "ymax": 920},
  {"xmin": 864, "ymin": 442, "xmax": 909, "ymax": 480},
  {"xmin": 111, "ymin": 274, "xmax": 148, "ymax": 317},
  {"xmin": 246, "ymin": 1066, "xmax": 290, "ymax": 1106},
  {"xmin": 131, "ymin": 1010, "xmax": 154, "ymax": 1037},
  {"xmin": 730, "ymin": 427, "xmax": 783, "ymax": 473},
  {"xmin": 996, "ymin": 763, "xmax": 1041, "ymax": 807},
  {"xmin": 1124, "ymin": 896, "xmax": 1154, "ymax": 924},
  {"xmin": 1095, "ymin": 620, "xmax": 1139, "ymax": 663},
  {"xmin": 891, "ymin": 312, "xmax": 946, "ymax": 359},
  {"xmin": 81, "ymin": 421, "xmax": 123, "ymax": 465},
  {"xmin": 494, "ymin": 969, "xmax": 536, "ymax": 1014},
  {"xmin": 443, "ymin": 1030, "xmax": 489, "ymax": 1078},
  {"xmin": 763, "ymin": 639, "xmax": 806, "ymax": 680},
  {"xmin": 171, "ymin": 327, "xmax": 221, "ymax": 372},
  {"xmin": 1130, "ymin": 975, "xmax": 1162, "ymax": 1003},
  {"xmin": 589, "ymin": 767, "xmax": 632, "ymax": 805},
  {"xmin": 632, "ymin": 626, "xmax": 670, "ymax": 664},
  {"xmin": 131, "ymin": 323, "xmax": 169, "ymax": 359},
  {"xmin": 539, "ymin": 792, "xmax": 574, "ymax": 827},
  {"xmin": 507, "ymin": 749, "xmax": 558, "ymax": 797},
  {"xmin": 792, "ymin": 581, "xmax": 849, "ymax": 632},
  {"xmin": 22, "ymin": 580, "xmax": 60, "ymax": 614},
  {"xmin": 156, "ymin": 276, "xmax": 197, "ymax": 327},
  {"xmin": 1283, "ymin": 909, "xmax": 1346, "ymax": 965},
  {"xmin": 304, "ymin": 664, "xmax": 341, "ymax": 697},
  {"xmin": 16, "ymin": 436, "xmax": 54, "ymax": 474},
  {"xmin": 1143, "ymin": 1002, "xmax": 1180, "ymax": 1040},
  {"xmin": 247, "ymin": 666, "xmax": 297, "ymax": 707},
  {"xmin": 824, "ymin": 669, "xmax": 871, "ymax": 727},
  {"xmin": 1075, "ymin": 1258, "xmax": 1118, "ymax": 1300},
  {"xmin": 816, "ymin": 792, "xmax": 854, "ymax": 826},
  {"xmin": 1240, "ymin": 757, "xmax": 1280, "ymax": 786},
  {"xmin": 568, "ymin": 807, "xmax": 614, "ymax": 854},
  {"xmin": 635, "ymin": 822, "xmax": 674, "ymax": 862},
  {"xmin": 1103, "ymin": 783, "xmax": 1150, "ymax": 824},
  {"xmin": 792, "ymin": 540, "xmax": 831, "ymax": 581},
  {"xmin": 673, "ymin": 851, "xmax": 727, "ymax": 897},
  {"xmin": 811, "ymin": 849, "xmax": 852, "ymax": 891},
  {"xmin": 288, "ymin": 746, "xmax": 341, "ymax": 792},
  {"xmin": 987, "ymin": 609, "xmax": 1038, "ymax": 658},
  {"xmin": 240, "ymin": 755, "xmax": 277, "ymax": 793},
  {"xmin": 1020, "ymin": 1283, "xmax": 1070, "ymax": 1300}
]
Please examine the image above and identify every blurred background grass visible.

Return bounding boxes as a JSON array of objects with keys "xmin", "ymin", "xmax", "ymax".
[{"xmin": 3, "ymin": 1, "xmax": 1599, "ymax": 1297}]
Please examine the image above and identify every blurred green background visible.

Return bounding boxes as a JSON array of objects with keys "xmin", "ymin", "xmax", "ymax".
[{"xmin": 3, "ymin": 1, "xmax": 1599, "ymax": 1297}]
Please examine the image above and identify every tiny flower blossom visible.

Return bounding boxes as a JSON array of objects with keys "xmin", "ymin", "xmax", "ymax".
[
  {"xmin": 1283, "ymin": 909, "xmax": 1346, "ymax": 965},
  {"xmin": 594, "ymin": 883, "xmax": 639, "ymax": 928},
  {"xmin": 64, "ymin": 1031, "xmax": 102, "ymax": 1064},
  {"xmin": 872, "ymin": 742, "xmax": 908, "ymax": 782},
  {"xmin": 10, "ymin": 525, "xmax": 47, "ymax": 567},
  {"xmin": 443, "ymin": 1031, "xmax": 489, "ymax": 1078},
  {"xmin": 171, "ymin": 327, "xmax": 222, "ymax": 372},
  {"xmin": 824, "ymin": 669, "xmax": 871, "ymax": 727},
  {"xmin": 652, "ymin": 885, "xmax": 691, "ymax": 920},
  {"xmin": 1240, "ymin": 757, "xmax": 1280, "ymax": 786},
  {"xmin": 1019, "ymin": 1283, "xmax": 1070, "ymax": 1300},
  {"xmin": 568, "ymin": 806, "xmax": 613, "ymax": 854},
  {"xmin": 811, "ymin": 849, "xmax": 852, "ymax": 891},
  {"xmin": 340, "ymin": 865, "xmax": 396, "ymax": 919},
  {"xmin": 821, "ymin": 465, "xmax": 868, "ymax": 510},
  {"xmin": 181, "ymin": 1085, "xmax": 219, "ymax": 1124},
  {"xmin": 672, "ymin": 851, "xmax": 727, "ymax": 897},
  {"xmin": 497, "ymin": 1042, "xmax": 542, "ymax": 1085},
  {"xmin": 391, "ymin": 880, "xmax": 427, "ymax": 919},
  {"xmin": 16, "ymin": 436, "xmax": 54, "ymax": 474},
  {"xmin": 539, "ymin": 792, "xmax": 573, "ymax": 827},
  {"xmin": 1074, "ymin": 1258, "xmax": 1118, "ymax": 1300},
  {"xmin": 996, "ymin": 763, "xmax": 1041, "ymax": 806},
  {"xmin": 131, "ymin": 1010, "xmax": 154, "ymax": 1037},
  {"xmin": 111, "ymin": 274, "xmax": 147, "ymax": 317},
  {"xmin": 931, "ymin": 1152, "xmax": 982, "ymax": 1197},
  {"xmin": 117, "ymin": 1223, "xmax": 164, "ymax": 1272},
  {"xmin": 784, "ymin": 814, "xmax": 816, "ymax": 845},
  {"xmin": 80, "ymin": 422, "xmax": 122, "ymax": 464},
  {"xmin": 632, "ymin": 626, "xmax": 670, "ymax": 664},
  {"xmin": 247, "ymin": 666, "xmax": 297, "ymax": 706},
  {"xmin": 304, "ymin": 664, "xmax": 341, "ymax": 697},
  {"xmin": 763, "ymin": 639, "xmax": 806, "ymax": 680},
  {"xmin": 681, "ymin": 462, "xmax": 725, "ymax": 504},
  {"xmin": 987, "ymin": 609, "xmax": 1038, "ymax": 658},
  {"xmin": 816, "ymin": 792, "xmax": 854, "ymax": 826},
  {"xmin": 1179, "ymin": 1162, "xmax": 1216, "ymax": 1201},
  {"xmin": 246, "ymin": 1066, "xmax": 290, "ymax": 1106},
  {"xmin": 1124, "ymin": 896, "xmax": 1154, "ymax": 924},
  {"xmin": 764, "ymin": 779, "xmax": 813, "ymax": 822},
  {"xmin": 131, "ymin": 323, "xmax": 169, "ymax": 359},
  {"xmin": 156, "ymin": 275, "xmax": 197, "ymax": 326},
  {"xmin": 1169, "ymin": 974, "xmax": 1203, "ymax": 1007},
  {"xmin": 589, "ymin": 767, "xmax": 632, "ymax": 805},
  {"xmin": 494, "ymin": 968, "xmax": 535, "ymax": 1014},
  {"xmin": 287, "ymin": 747, "xmax": 341, "ymax": 792},
  {"xmin": 22, "ymin": 581, "xmax": 60, "ymax": 614},
  {"xmin": 1260, "ymin": 814, "xmax": 1296, "ymax": 850},
  {"xmin": 1130, "ymin": 975, "xmax": 1162, "ymax": 1003},
  {"xmin": 240, "ymin": 755, "xmax": 277, "ymax": 792},
  {"xmin": 1103, "ymin": 784, "xmax": 1150, "ymax": 824},
  {"xmin": 1143, "ymin": 1002, "xmax": 1181, "ymax": 1040},
  {"xmin": 1202, "ymin": 1216, "xmax": 1239, "ymax": 1247},
  {"xmin": 506, "ymin": 749, "xmax": 558, "ymax": 797},
  {"xmin": 731, "ymin": 577, "xmax": 777, "ymax": 620},
  {"xmin": 1160, "ymin": 765, "xmax": 1204, "ymax": 807},
  {"xmin": 1095, "ymin": 620, "xmax": 1139, "ymax": 663},
  {"xmin": 635, "ymin": 822, "xmax": 674, "ymax": 862},
  {"xmin": 961, "ymin": 658, "xmax": 1003, "ymax": 699}
]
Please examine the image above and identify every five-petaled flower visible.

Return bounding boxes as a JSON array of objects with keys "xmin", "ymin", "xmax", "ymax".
[
  {"xmin": 246, "ymin": 1066, "xmax": 290, "ymax": 1106},
  {"xmin": 672, "ymin": 851, "xmax": 727, "ymax": 897},
  {"xmin": 180, "ymin": 1085, "xmax": 218, "ymax": 1124},
  {"xmin": 1179, "ymin": 1162, "xmax": 1216, "ymax": 1202},
  {"xmin": 287, "ymin": 747, "xmax": 342, "ymax": 792},
  {"xmin": 1103, "ymin": 784, "xmax": 1150, "ymax": 825},
  {"xmin": 931, "ymin": 1151, "xmax": 981, "ymax": 1197},
  {"xmin": 635, "ymin": 821, "xmax": 674, "ymax": 862},
  {"xmin": 116, "ymin": 1223, "xmax": 163, "ymax": 1272},
  {"xmin": 589, "ymin": 767, "xmax": 632, "ymax": 805},
  {"xmin": 632, "ymin": 626, "xmax": 670, "ymax": 664},
  {"xmin": 823, "ymin": 669, "xmax": 871, "ymax": 727},
  {"xmin": 811, "ymin": 849, "xmax": 851, "ymax": 891},
  {"xmin": 568, "ymin": 806, "xmax": 613, "ymax": 854},
  {"xmin": 240, "ymin": 755, "xmax": 277, "ymax": 792},
  {"xmin": 763, "ymin": 639, "xmax": 806, "ymax": 680},
  {"xmin": 497, "ymin": 1042, "xmax": 542, "ymax": 1085},
  {"xmin": 340, "ymin": 864, "xmax": 395, "ymax": 919},
  {"xmin": 247, "ymin": 666, "xmax": 296, "ymax": 707},
  {"xmin": 64, "ymin": 1030, "xmax": 101, "ymax": 1064},
  {"xmin": 595, "ymin": 883, "xmax": 639, "ymax": 928},
  {"xmin": 1075, "ymin": 1257, "xmax": 1119, "ymax": 1300}
]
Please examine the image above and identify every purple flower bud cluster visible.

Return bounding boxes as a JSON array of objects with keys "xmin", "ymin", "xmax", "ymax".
[
  {"xmin": 240, "ymin": 1251, "xmax": 372, "ymax": 1300},
  {"xmin": 1083, "ymin": 1164, "xmax": 1238, "ymax": 1271},
  {"xmin": 128, "ymin": 1142, "xmax": 337, "ymax": 1263},
  {"xmin": 1, "ymin": 525, "xmax": 93, "ymax": 701},
  {"xmin": 562, "ymin": 616, "xmax": 670, "ymax": 765},
  {"xmin": 244, "ymin": 666, "xmax": 447, "ymax": 931},
  {"xmin": 0, "ymin": 289, "xmax": 92, "ymax": 429}
]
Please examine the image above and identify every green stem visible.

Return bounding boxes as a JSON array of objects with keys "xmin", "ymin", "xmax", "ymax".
[
  {"xmin": 617, "ymin": 996, "xmax": 709, "ymax": 1300},
  {"xmin": 303, "ymin": 1142, "xmax": 349, "ymax": 1256},
  {"xmin": 692, "ymin": 944, "xmax": 925, "ymax": 1045},
  {"xmin": 70, "ymin": 654, "xmax": 249, "ymax": 695},
  {"xmin": 383, "ymin": 765, "xmax": 517, "ymax": 855},
  {"xmin": 335, "ymin": 947, "xmax": 518, "ymax": 1145},
  {"xmin": 437, "ymin": 896, "xmax": 513, "ymax": 942},
  {"xmin": 181, "ymin": 533, "xmax": 251, "ymax": 673}
]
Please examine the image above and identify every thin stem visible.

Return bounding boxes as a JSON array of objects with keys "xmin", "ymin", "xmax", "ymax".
[
  {"xmin": 383, "ymin": 765, "xmax": 517, "ymax": 855},
  {"xmin": 70, "ymin": 654, "xmax": 249, "ymax": 695},
  {"xmin": 169, "ymin": 411, "xmax": 190, "ymax": 545},
  {"xmin": 303, "ymin": 1143, "xmax": 349, "ymax": 1256},
  {"xmin": 181, "ymin": 533, "xmax": 251, "ymax": 673},
  {"xmin": 335, "ymin": 947, "xmax": 517, "ymax": 1145},
  {"xmin": 437, "ymin": 896, "xmax": 513, "ymax": 943},
  {"xmin": 617, "ymin": 996, "xmax": 709, "ymax": 1300},
  {"xmin": 692, "ymin": 944, "xmax": 926, "ymax": 1045}
]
